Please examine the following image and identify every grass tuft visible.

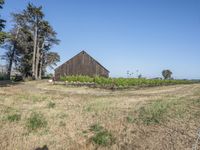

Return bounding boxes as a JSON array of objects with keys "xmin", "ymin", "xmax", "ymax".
[
  {"xmin": 92, "ymin": 130, "xmax": 114, "ymax": 146},
  {"xmin": 7, "ymin": 114, "xmax": 21, "ymax": 122},
  {"xmin": 59, "ymin": 121, "xmax": 66, "ymax": 127},
  {"xmin": 126, "ymin": 115, "xmax": 136, "ymax": 123},
  {"xmin": 90, "ymin": 123, "xmax": 104, "ymax": 132},
  {"xmin": 90, "ymin": 123, "xmax": 115, "ymax": 146},
  {"xmin": 26, "ymin": 112, "xmax": 47, "ymax": 131},
  {"xmin": 48, "ymin": 101, "xmax": 56, "ymax": 108},
  {"xmin": 193, "ymin": 98, "xmax": 200, "ymax": 106},
  {"xmin": 137, "ymin": 100, "xmax": 170, "ymax": 125}
]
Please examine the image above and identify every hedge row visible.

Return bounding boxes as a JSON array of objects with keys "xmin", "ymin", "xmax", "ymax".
[{"xmin": 60, "ymin": 75, "xmax": 194, "ymax": 88}]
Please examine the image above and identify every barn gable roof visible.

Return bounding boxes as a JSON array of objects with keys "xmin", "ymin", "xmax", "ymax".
[{"xmin": 55, "ymin": 50, "xmax": 109, "ymax": 73}]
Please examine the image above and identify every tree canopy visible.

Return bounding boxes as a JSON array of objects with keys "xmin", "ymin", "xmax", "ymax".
[
  {"xmin": 2, "ymin": 3, "xmax": 60, "ymax": 79},
  {"xmin": 0, "ymin": 0, "xmax": 6, "ymax": 44},
  {"xmin": 162, "ymin": 70, "xmax": 172, "ymax": 80}
]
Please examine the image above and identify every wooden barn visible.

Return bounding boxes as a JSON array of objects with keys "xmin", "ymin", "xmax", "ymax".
[{"xmin": 54, "ymin": 51, "xmax": 109, "ymax": 80}]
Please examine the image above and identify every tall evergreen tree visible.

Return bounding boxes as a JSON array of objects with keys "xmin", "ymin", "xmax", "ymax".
[{"xmin": 3, "ymin": 3, "xmax": 60, "ymax": 79}]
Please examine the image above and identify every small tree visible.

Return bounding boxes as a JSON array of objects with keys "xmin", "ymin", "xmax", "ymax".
[
  {"xmin": 138, "ymin": 74, "xmax": 142, "ymax": 79},
  {"xmin": 162, "ymin": 70, "xmax": 172, "ymax": 80}
]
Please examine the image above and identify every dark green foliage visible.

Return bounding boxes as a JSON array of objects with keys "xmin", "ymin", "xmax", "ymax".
[
  {"xmin": 13, "ymin": 75, "xmax": 23, "ymax": 82},
  {"xmin": 0, "ymin": 31, "xmax": 6, "ymax": 44},
  {"xmin": 162, "ymin": 70, "xmax": 172, "ymax": 80},
  {"xmin": 26, "ymin": 112, "xmax": 47, "ymax": 131},
  {"xmin": 47, "ymin": 101, "xmax": 55, "ymax": 108},
  {"xmin": 44, "ymin": 52, "xmax": 60, "ymax": 70},
  {"xmin": 90, "ymin": 123, "xmax": 115, "ymax": 146},
  {"xmin": 0, "ymin": 0, "xmax": 5, "ymax": 31},
  {"xmin": 3, "ymin": 3, "xmax": 60, "ymax": 79},
  {"xmin": 0, "ymin": 0, "xmax": 4, "ymax": 10},
  {"xmin": 7, "ymin": 114, "xmax": 21, "ymax": 122},
  {"xmin": 0, "ymin": 0, "xmax": 6, "ymax": 44},
  {"xmin": 61, "ymin": 75, "xmax": 194, "ymax": 88},
  {"xmin": 92, "ymin": 131, "xmax": 114, "ymax": 146},
  {"xmin": 0, "ymin": 72, "xmax": 7, "ymax": 80}
]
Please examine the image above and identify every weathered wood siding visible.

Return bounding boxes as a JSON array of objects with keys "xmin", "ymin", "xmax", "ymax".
[{"xmin": 55, "ymin": 51, "xmax": 109, "ymax": 80}]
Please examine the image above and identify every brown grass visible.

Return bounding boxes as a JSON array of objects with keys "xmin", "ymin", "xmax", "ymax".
[{"xmin": 0, "ymin": 80, "xmax": 200, "ymax": 150}]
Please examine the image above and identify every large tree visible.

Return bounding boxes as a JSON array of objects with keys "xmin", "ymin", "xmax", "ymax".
[
  {"xmin": 21, "ymin": 3, "xmax": 44, "ymax": 79},
  {"xmin": 36, "ymin": 20, "xmax": 59, "ymax": 79},
  {"xmin": 3, "ymin": 3, "xmax": 60, "ymax": 79}
]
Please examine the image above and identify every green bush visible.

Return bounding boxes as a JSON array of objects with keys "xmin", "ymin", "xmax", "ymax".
[
  {"xmin": 7, "ymin": 114, "xmax": 21, "ymax": 122},
  {"xmin": 47, "ymin": 101, "xmax": 56, "ymax": 108},
  {"xmin": 92, "ymin": 130, "xmax": 114, "ymax": 146},
  {"xmin": 90, "ymin": 123, "xmax": 115, "ymax": 146},
  {"xmin": 26, "ymin": 112, "xmax": 47, "ymax": 131},
  {"xmin": 61, "ymin": 75, "xmax": 194, "ymax": 88}
]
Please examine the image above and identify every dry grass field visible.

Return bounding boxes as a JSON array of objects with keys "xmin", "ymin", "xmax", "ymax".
[{"xmin": 0, "ymin": 81, "xmax": 200, "ymax": 150}]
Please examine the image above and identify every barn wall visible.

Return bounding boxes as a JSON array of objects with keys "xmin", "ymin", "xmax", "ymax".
[{"xmin": 55, "ymin": 51, "xmax": 109, "ymax": 80}]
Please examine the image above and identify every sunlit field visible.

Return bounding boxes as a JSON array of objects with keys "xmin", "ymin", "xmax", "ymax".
[{"xmin": 0, "ymin": 81, "xmax": 200, "ymax": 149}]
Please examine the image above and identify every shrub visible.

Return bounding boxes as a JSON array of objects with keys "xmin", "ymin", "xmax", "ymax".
[
  {"xmin": 61, "ymin": 75, "xmax": 194, "ymax": 88},
  {"xmin": 90, "ymin": 123, "xmax": 115, "ymax": 146},
  {"xmin": 13, "ymin": 75, "xmax": 23, "ymax": 82},
  {"xmin": 47, "ymin": 101, "xmax": 56, "ymax": 108},
  {"xmin": 26, "ymin": 112, "xmax": 47, "ymax": 131},
  {"xmin": 92, "ymin": 130, "xmax": 114, "ymax": 146},
  {"xmin": 7, "ymin": 114, "xmax": 21, "ymax": 122}
]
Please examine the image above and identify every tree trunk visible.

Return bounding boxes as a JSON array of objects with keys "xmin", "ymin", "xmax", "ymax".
[
  {"xmin": 38, "ymin": 42, "xmax": 45, "ymax": 79},
  {"xmin": 39, "ymin": 52, "xmax": 43, "ymax": 79},
  {"xmin": 35, "ymin": 42, "xmax": 40, "ymax": 79},
  {"xmin": 32, "ymin": 25, "xmax": 38, "ymax": 79},
  {"xmin": 7, "ymin": 51, "xmax": 14, "ymax": 80}
]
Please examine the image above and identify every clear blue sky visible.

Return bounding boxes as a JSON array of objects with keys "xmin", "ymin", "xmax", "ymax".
[{"xmin": 0, "ymin": 0, "xmax": 200, "ymax": 79}]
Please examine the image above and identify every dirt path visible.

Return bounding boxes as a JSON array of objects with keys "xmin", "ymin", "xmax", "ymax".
[{"xmin": 6, "ymin": 80, "xmax": 199, "ymax": 97}]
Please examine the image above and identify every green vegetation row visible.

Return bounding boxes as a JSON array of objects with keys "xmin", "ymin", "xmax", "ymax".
[{"xmin": 60, "ymin": 75, "xmax": 195, "ymax": 88}]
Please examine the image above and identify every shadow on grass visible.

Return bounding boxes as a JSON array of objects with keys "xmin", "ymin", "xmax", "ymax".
[
  {"xmin": 35, "ymin": 145, "xmax": 48, "ymax": 150},
  {"xmin": 0, "ymin": 80, "xmax": 22, "ymax": 87}
]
